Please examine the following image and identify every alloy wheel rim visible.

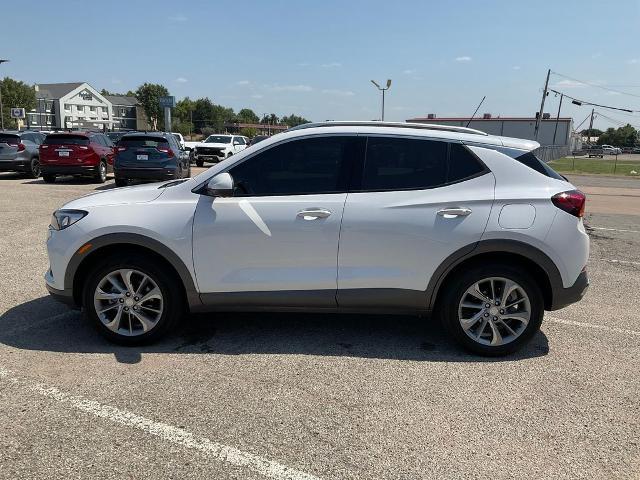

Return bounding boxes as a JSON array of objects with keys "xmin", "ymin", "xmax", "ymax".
[
  {"xmin": 32, "ymin": 160, "xmax": 40, "ymax": 177},
  {"xmin": 458, "ymin": 276, "xmax": 531, "ymax": 347},
  {"xmin": 100, "ymin": 163, "xmax": 106, "ymax": 181},
  {"xmin": 93, "ymin": 268, "xmax": 163, "ymax": 336}
]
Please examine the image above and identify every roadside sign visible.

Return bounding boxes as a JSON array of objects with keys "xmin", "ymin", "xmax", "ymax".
[
  {"xmin": 158, "ymin": 96, "xmax": 175, "ymax": 108},
  {"xmin": 10, "ymin": 107, "xmax": 25, "ymax": 119}
]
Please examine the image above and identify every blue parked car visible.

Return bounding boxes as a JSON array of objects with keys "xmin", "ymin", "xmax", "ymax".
[{"xmin": 114, "ymin": 132, "xmax": 190, "ymax": 187}]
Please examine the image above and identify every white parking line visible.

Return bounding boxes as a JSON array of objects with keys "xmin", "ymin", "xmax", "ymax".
[
  {"xmin": 546, "ymin": 316, "xmax": 640, "ymax": 337},
  {"xmin": 607, "ymin": 259, "xmax": 640, "ymax": 267},
  {"xmin": 590, "ymin": 226, "xmax": 640, "ymax": 234},
  {"xmin": 0, "ymin": 367, "xmax": 321, "ymax": 480}
]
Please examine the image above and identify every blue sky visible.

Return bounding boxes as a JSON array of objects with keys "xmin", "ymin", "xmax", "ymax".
[{"xmin": 5, "ymin": 0, "xmax": 640, "ymax": 129}]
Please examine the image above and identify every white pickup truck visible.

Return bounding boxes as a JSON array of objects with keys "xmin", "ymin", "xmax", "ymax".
[{"xmin": 190, "ymin": 134, "xmax": 249, "ymax": 166}]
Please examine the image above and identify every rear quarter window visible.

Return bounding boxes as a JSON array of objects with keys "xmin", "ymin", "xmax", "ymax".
[
  {"xmin": 514, "ymin": 151, "xmax": 564, "ymax": 180},
  {"xmin": 0, "ymin": 134, "xmax": 20, "ymax": 145}
]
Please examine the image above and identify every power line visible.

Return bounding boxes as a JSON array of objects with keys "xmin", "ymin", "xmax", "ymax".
[
  {"xmin": 548, "ymin": 88, "xmax": 637, "ymax": 113},
  {"xmin": 593, "ymin": 111, "xmax": 640, "ymax": 129},
  {"xmin": 551, "ymin": 71, "xmax": 640, "ymax": 99}
]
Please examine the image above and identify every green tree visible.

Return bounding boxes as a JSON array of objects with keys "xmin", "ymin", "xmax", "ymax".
[
  {"xmin": 597, "ymin": 124, "xmax": 639, "ymax": 147},
  {"xmin": 281, "ymin": 114, "xmax": 310, "ymax": 127},
  {"xmin": 134, "ymin": 83, "xmax": 169, "ymax": 130},
  {"xmin": 260, "ymin": 113, "xmax": 280, "ymax": 125},
  {"xmin": 236, "ymin": 108, "xmax": 259, "ymax": 124},
  {"xmin": 240, "ymin": 127, "xmax": 258, "ymax": 137},
  {"xmin": 0, "ymin": 77, "xmax": 36, "ymax": 128},
  {"xmin": 580, "ymin": 128, "xmax": 603, "ymax": 138}
]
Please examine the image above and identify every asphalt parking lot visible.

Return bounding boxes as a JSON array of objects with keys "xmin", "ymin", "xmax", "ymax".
[{"xmin": 0, "ymin": 170, "xmax": 638, "ymax": 479}]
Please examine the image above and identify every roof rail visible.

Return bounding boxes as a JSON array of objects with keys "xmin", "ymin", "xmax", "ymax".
[{"xmin": 287, "ymin": 120, "xmax": 488, "ymax": 136}]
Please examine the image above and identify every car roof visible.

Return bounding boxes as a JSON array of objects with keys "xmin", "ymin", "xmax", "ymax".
[
  {"xmin": 284, "ymin": 121, "xmax": 540, "ymax": 151},
  {"xmin": 122, "ymin": 132, "xmax": 168, "ymax": 138}
]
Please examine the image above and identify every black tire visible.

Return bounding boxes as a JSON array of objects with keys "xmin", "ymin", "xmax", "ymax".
[
  {"xmin": 196, "ymin": 159, "xmax": 204, "ymax": 167},
  {"xmin": 176, "ymin": 164, "xmax": 183, "ymax": 179},
  {"xmin": 438, "ymin": 264, "xmax": 544, "ymax": 356},
  {"xmin": 42, "ymin": 173, "xmax": 56, "ymax": 183},
  {"xmin": 185, "ymin": 163, "xmax": 191, "ymax": 178},
  {"xmin": 82, "ymin": 254, "xmax": 184, "ymax": 345},
  {"xmin": 94, "ymin": 160, "xmax": 107, "ymax": 183},
  {"xmin": 26, "ymin": 158, "xmax": 41, "ymax": 179},
  {"xmin": 115, "ymin": 178, "xmax": 128, "ymax": 187}
]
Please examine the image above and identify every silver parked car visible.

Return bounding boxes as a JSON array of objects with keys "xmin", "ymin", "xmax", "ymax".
[{"xmin": 0, "ymin": 130, "xmax": 46, "ymax": 178}]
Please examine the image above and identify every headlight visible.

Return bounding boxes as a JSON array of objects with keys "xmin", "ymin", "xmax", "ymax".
[{"xmin": 50, "ymin": 209, "xmax": 88, "ymax": 230}]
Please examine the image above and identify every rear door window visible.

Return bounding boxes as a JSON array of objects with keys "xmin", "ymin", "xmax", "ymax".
[{"xmin": 43, "ymin": 135, "xmax": 90, "ymax": 146}]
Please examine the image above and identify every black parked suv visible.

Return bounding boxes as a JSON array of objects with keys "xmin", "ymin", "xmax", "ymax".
[
  {"xmin": 0, "ymin": 130, "xmax": 46, "ymax": 178},
  {"xmin": 114, "ymin": 132, "xmax": 190, "ymax": 187}
]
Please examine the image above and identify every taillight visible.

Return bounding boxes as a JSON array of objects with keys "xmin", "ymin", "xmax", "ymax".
[
  {"xmin": 79, "ymin": 146, "xmax": 89, "ymax": 150},
  {"xmin": 157, "ymin": 147, "xmax": 174, "ymax": 158},
  {"xmin": 117, "ymin": 146, "xmax": 127, "ymax": 152},
  {"xmin": 40, "ymin": 145, "xmax": 49, "ymax": 149},
  {"xmin": 17, "ymin": 143, "xmax": 26, "ymax": 152},
  {"xmin": 552, "ymin": 190, "xmax": 586, "ymax": 218}
]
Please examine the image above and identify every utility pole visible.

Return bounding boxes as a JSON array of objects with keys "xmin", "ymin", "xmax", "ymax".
[
  {"xmin": 587, "ymin": 108, "xmax": 595, "ymax": 144},
  {"xmin": 534, "ymin": 68, "xmax": 551, "ymax": 140},
  {"xmin": 552, "ymin": 93, "xmax": 564, "ymax": 145}
]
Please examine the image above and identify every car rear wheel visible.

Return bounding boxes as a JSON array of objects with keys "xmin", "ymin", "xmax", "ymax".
[
  {"xmin": 176, "ymin": 164, "xmax": 183, "ymax": 179},
  {"xmin": 439, "ymin": 264, "xmax": 543, "ymax": 356},
  {"xmin": 94, "ymin": 160, "xmax": 107, "ymax": 183},
  {"xmin": 26, "ymin": 158, "xmax": 41, "ymax": 179},
  {"xmin": 42, "ymin": 173, "xmax": 56, "ymax": 183},
  {"xmin": 195, "ymin": 158, "xmax": 204, "ymax": 167},
  {"xmin": 83, "ymin": 255, "xmax": 183, "ymax": 345},
  {"xmin": 115, "ymin": 178, "xmax": 128, "ymax": 187}
]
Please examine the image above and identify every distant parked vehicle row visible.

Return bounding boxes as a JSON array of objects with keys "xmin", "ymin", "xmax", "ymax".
[{"xmin": 0, "ymin": 130, "xmax": 46, "ymax": 178}]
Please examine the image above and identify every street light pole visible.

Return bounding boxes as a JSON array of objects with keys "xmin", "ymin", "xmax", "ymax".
[
  {"xmin": 371, "ymin": 79, "xmax": 392, "ymax": 121},
  {"xmin": 0, "ymin": 59, "xmax": 9, "ymax": 130}
]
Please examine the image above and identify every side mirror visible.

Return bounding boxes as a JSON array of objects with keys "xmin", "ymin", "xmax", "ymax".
[{"xmin": 205, "ymin": 172, "xmax": 234, "ymax": 197}]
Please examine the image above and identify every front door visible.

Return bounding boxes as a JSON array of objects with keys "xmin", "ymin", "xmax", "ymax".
[
  {"xmin": 337, "ymin": 136, "xmax": 495, "ymax": 309},
  {"xmin": 192, "ymin": 134, "xmax": 364, "ymax": 308}
]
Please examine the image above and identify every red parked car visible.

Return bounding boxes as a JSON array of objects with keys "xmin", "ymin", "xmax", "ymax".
[{"xmin": 39, "ymin": 132, "xmax": 116, "ymax": 183}]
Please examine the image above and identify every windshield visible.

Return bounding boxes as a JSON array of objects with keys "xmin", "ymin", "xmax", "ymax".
[
  {"xmin": 0, "ymin": 134, "xmax": 20, "ymax": 145},
  {"xmin": 204, "ymin": 135, "xmax": 231, "ymax": 144},
  {"xmin": 43, "ymin": 135, "xmax": 89, "ymax": 146}
]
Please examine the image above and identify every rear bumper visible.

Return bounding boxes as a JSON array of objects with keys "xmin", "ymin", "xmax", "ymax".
[
  {"xmin": 115, "ymin": 167, "xmax": 178, "ymax": 180},
  {"xmin": 549, "ymin": 270, "xmax": 589, "ymax": 310},
  {"xmin": 41, "ymin": 165, "xmax": 97, "ymax": 175},
  {"xmin": 0, "ymin": 159, "xmax": 31, "ymax": 171}
]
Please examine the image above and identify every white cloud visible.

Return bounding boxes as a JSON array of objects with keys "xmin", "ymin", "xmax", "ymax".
[
  {"xmin": 591, "ymin": 52, "xmax": 602, "ymax": 59},
  {"xmin": 455, "ymin": 56, "xmax": 472, "ymax": 62},
  {"xmin": 512, "ymin": 66, "xmax": 521, "ymax": 70},
  {"xmin": 627, "ymin": 59, "xmax": 639, "ymax": 65},
  {"xmin": 320, "ymin": 62, "xmax": 342, "ymax": 68},
  {"xmin": 296, "ymin": 62, "xmax": 311, "ymax": 67},
  {"xmin": 251, "ymin": 94, "xmax": 264, "ymax": 99},
  {"xmin": 551, "ymin": 79, "xmax": 585, "ymax": 88},
  {"xmin": 270, "ymin": 84, "xmax": 313, "ymax": 92},
  {"xmin": 403, "ymin": 69, "xmax": 416, "ymax": 75},
  {"xmin": 168, "ymin": 15, "xmax": 187, "ymax": 22},
  {"xmin": 175, "ymin": 77, "xmax": 188, "ymax": 83},
  {"xmin": 322, "ymin": 89, "xmax": 355, "ymax": 97},
  {"xmin": 236, "ymin": 80, "xmax": 250, "ymax": 85}
]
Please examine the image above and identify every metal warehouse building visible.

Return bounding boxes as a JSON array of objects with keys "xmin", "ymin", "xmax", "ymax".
[{"xmin": 406, "ymin": 114, "xmax": 578, "ymax": 158}]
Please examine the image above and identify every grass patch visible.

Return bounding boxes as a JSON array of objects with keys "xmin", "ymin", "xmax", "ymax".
[{"xmin": 549, "ymin": 157, "xmax": 640, "ymax": 176}]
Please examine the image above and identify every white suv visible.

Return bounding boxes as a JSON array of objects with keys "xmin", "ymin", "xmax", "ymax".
[
  {"xmin": 45, "ymin": 122, "xmax": 589, "ymax": 355},
  {"xmin": 192, "ymin": 134, "xmax": 248, "ymax": 167}
]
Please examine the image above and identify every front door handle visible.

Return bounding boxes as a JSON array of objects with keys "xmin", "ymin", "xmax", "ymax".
[
  {"xmin": 437, "ymin": 207, "xmax": 472, "ymax": 218},
  {"xmin": 297, "ymin": 208, "xmax": 332, "ymax": 220}
]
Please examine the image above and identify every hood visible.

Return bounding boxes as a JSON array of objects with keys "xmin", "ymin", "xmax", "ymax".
[
  {"xmin": 196, "ymin": 142, "xmax": 231, "ymax": 148},
  {"xmin": 63, "ymin": 182, "xmax": 166, "ymax": 209}
]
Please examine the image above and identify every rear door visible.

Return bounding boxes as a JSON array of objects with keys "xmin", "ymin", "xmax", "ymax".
[{"xmin": 337, "ymin": 136, "xmax": 495, "ymax": 309}]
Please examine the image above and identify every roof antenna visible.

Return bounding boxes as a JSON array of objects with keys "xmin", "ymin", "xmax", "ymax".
[{"xmin": 466, "ymin": 96, "xmax": 486, "ymax": 128}]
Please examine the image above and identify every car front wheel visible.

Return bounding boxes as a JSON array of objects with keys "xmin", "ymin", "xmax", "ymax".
[
  {"xmin": 439, "ymin": 265, "xmax": 543, "ymax": 356},
  {"xmin": 94, "ymin": 160, "xmax": 107, "ymax": 183},
  {"xmin": 83, "ymin": 255, "xmax": 183, "ymax": 345}
]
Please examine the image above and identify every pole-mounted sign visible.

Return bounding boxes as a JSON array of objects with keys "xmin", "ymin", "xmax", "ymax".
[
  {"xmin": 10, "ymin": 107, "xmax": 25, "ymax": 119},
  {"xmin": 158, "ymin": 96, "xmax": 175, "ymax": 131}
]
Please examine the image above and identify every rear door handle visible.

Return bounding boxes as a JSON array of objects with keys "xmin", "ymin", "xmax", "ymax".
[
  {"xmin": 297, "ymin": 208, "xmax": 332, "ymax": 220},
  {"xmin": 437, "ymin": 207, "xmax": 472, "ymax": 218}
]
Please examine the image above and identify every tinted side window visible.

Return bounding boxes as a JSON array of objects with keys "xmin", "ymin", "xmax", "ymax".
[
  {"xmin": 448, "ymin": 143, "xmax": 486, "ymax": 182},
  {"xmin": 514, "ymin": 151, "xmax": 564, "ymax": 180},
  {"xmin": 361, "ymin": 137, "xmax": 447, "ymax": 191},
  {"xmin": 235, "ymin": 137, "xmax": 245, "ymax": 145},
  {"xmin": 229, "ymin": 136, "xmax": 362, "ymax": 196}
]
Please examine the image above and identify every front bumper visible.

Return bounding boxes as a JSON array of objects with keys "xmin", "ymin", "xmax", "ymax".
[
  {"xmin": 550, "ymin": 270, "xmax": 589, "ymax": 310},
  {"xmin": 45, "ymin": 282, "xmax": 78, "ymax": 308}
]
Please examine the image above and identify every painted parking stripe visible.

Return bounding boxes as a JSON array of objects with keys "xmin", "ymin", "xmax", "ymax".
[
  {"xmin": 546, "ymin": 316, "xmax": 640, "ymax": 337},
  {"xmin": 589, "ymin": 226, "xmax": 640, "ymax": 234},
  {"xmin": 607, "ymin": 259, "xmax": 640, "ymax": 267},
  {"xmin": 0, "ymin": 367, "xmax": 321, "ymax": 480}
]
